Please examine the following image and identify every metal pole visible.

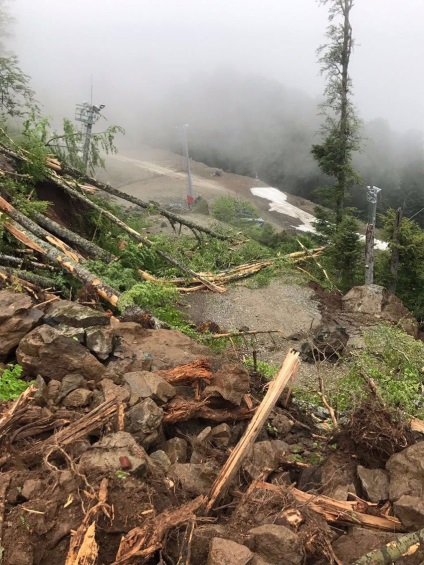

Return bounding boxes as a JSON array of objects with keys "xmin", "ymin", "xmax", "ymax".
[
  {"xmin": 183, "ymin": 124, "xmax": 194, "ymax": 208},
  {"xmin": 364, "ymin": 185, "xmax": 381, "ymax": 285}
]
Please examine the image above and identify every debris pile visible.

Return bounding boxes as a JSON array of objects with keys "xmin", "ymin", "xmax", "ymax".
[{"xmin": 2, "ymin": 288, "xmax": 424, "ymax": 564}]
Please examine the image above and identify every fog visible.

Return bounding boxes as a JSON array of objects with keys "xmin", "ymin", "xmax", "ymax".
[{"xmin": 11, "ymin": 0, "xmax": 424, "ymax": 134}]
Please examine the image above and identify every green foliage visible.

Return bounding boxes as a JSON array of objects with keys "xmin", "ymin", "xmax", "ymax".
[
  {"xmin": 377, "ymin": 209, "xmax": 424, "ymax": 320},
  {"xmin": 0, "ymin": 364, "xmax": 31, "ymax": 401},
  {"xmin": 333, "ymin": 325, "xmax": 424, "ymax": 417},
  {"xmin": 0, "ymin": 55, "xmax": 37, "ymax": 118},
  {"xmin": 212, "ymin": 195, "xmax": 258, "ymax": 225},
  {"xmin": 244, "ymin": 357, "xmax": 279, "ymax": 381},
  {"xmin": 312, "ymin": 0, "xmax": 361, "ymax": 225}
]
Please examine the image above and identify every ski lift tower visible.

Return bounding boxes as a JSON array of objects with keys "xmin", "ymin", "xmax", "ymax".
[{"xmin": 75, "ymin": 102, "xmax": 105, "ymax": 169}]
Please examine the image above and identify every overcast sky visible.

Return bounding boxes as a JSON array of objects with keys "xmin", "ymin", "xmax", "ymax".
[{"xmin": 10, "ymin": 0, "xmax": 424, "ymax": 134}]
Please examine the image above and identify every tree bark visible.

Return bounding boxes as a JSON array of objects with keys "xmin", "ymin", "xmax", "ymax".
[
  {"xmin": 353, "ymin": 528, "xmax": 424, "ymax": 564},
  {"xmin": 389, "ymin": 207, "xmax": 403, "ymax": 294},
  {"xmin": 33, "ymin": 212, "xmax": 115, "ymax": 263},
  {"xmin": 59, "ymin": 164, "xmax": 233, "ymax": 241},
  {"xmin": 50, "ymin": 176, "xmax": 226, "ymax": 293},
  {"xmin": 0, "ymin": 266, "xmax": 57, "ymax": 289},
  {"xmin": 0, "ymin": 252, "xmax": 56, "ymax": 271}
]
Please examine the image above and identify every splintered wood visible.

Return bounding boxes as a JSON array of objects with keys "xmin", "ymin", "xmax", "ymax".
[
  {"xmin": 155, "ymin": 358, "xmax": 212, "ymax": 386},
  {"xmin": 205, "ymin": 350, "xmax": 300, "ymax": 513}
]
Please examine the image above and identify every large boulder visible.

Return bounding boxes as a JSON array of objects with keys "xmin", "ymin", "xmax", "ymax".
[
  {"xmin": 124, "ymin": 371, "xmax": 176, "ymax": 404},
  {"xmin": 242, "ymin": 441, "xmax": 289, "ymax": 481},
  {"xmin": 85, "ymin": 326, "xmax": 115, "ymax": 360},
  {"xmin": 44, "ymin": 300, "xmax": 110, "ymax": 328},
  {"xmin": 357, "ymin": 466, "xmax": 389, "ymax": 502},
  {"xmin": 342, "ymin": 284, "xmax": 418, "ymax": 336},
  {"xmin": 16, "ymin": 325, "xmax": 105, "ymax": 381},
  {"xmin": 0, "ymin": 290, "xmax": 43, "ymax": 358},
  {"xmin": 386, "ymin": 442, "xmax": 424, "ymax": 501},
  {"xmin": 169, "ymin": 462, "xmax": 218, "ymax": 495},
  {"xmin": 126, "ymin": 398, "xmax": 163, "ymax": 448},
  {"xmin": 393, "ymin": 495, "xmax": 424, "ymax": 530}
]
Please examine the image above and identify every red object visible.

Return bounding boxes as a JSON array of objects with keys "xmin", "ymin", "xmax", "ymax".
[
  {"xmin": 119, "ymin": 456, "xmax": 132, "ymax": 470},
  {"xmin": 187, "ymin": 194, "xmax": 195, "ymax": 207}
]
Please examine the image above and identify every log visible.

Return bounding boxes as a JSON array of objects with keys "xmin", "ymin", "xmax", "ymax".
[
  {"xmin": 113, "ymin": 496, "xmax": 205, "ymax": 564},
  {"xmin": 33, "ymin": 212, "xmax": 115, "ymax": 263},
  {"xmin": 0, "ymin": 252, "xmax": 56, "ymax": 271},
  {"xmin": 0, "ymin": 266, "xmax": 57, "ymax": 289},
  {"xmin": 0, "ymin": 195, "xmax": 84, "ymax": 263},
  {"xmin": 3, "ymin": 218, "xmax": 121, "ymax": 307},
  {"xmin": 49, "ymin": 175, "xmax": 226, "ymax": 293},
  {"xmin": 352, "ymin": 528, "xmax": 424, "ymax": 564},
  {"xmin": 205, "ymin": 350, "xmax": 300, "ymax": 513},
  {"xmin": 210, "ymin": 329, "xmax": 280, "ymax": 339},
  {"xmin": 59, "ymin": 163, "xmax": 233, "ymax": 242}
]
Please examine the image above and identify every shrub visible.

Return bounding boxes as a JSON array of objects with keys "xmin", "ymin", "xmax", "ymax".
[{"xmin": 0, "ymin": 364, "xmax": 32, "ymax": 401}]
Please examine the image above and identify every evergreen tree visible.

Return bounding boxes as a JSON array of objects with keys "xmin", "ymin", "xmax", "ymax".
[{"xmin": 312, "ymin": 0, "xmax": 361, "ymax": 226}]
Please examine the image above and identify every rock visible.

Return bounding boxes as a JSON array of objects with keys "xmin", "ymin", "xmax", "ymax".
[
  {"xmin": 0, "ymin": 290, "xmax": 43, "ymax": 358},
  {"xmin": 62, "ymin": 388, "xmax": 93, "ymax": 408},
  {"xmin": 342, "ymin": 284, "xmax": 418, "ymax": 336},
  {"xmin": 191, "ymin": 525, "xmax": 228, "ymax": 564},
  {"xmin": 126, "ymin": 398, "xmax": 163, "ymax": 448},
  {"xmin": 321, "ymin": 453, "xmax": 358, "ymax": 500},
  {"xmin": 204, "ymin": 364, "xmax": 250, "ymax": 406},
  {"xmin": 53, "ymin": 324, "xmax": 85, "ymax": 342},
  {"xmin": 248, "ymin": 525, "xmax": 303, "ymax": 565},
  {"xmin": 16, "ymin": 325, "xmax": 105, "ymax": 381},
  {"xmin": 386, "ymin": 442, "xmax": 424, "ymax": 501},
  {"xmin": 332, "ymin": 528, "xmax": 396, "ymax": 564},
  {"xmin": 209, "ymin": 423, "xmax": 232, "ymax": 448},
  {"xmin": 85, "ymin": 325, "xmax": 115, "ymax": 360},
  {"xmin": 99, "ymin": 378, "xmax": 130, "ymax": 403},
  {"xmin": 124, "ymin": 371, "xmax": 176, "ymax": 404},
  {"xmin": 44, "ymin": 300, "xmax": 110, "ymax": 328},
  {"xmin": 163, "ymin": 437, "xmax": 188, "ymax": 463},
  {"xmin": 106, "ymin": 324, "xmax": 209, "ymax": 376},
  {"xmin": 78, "ymin": 431, "xmax": 150, "ymax": 476},
  {"xmin": 394, "ymin": 495, "xmax": 424, "ymax": 529},
  {"xmin": 297, "ymin": 466, "xmax": 322, "ymax": 492},
  {"xmin": 242, "ymin": 441, "xmax": 289, "ymax": 481},
  {"xmin": 33, "ymin": 375, "xmax": 48, "ymax": 407},
  {"xmin": 46, "ymin": 379, "xmax": 61, "ymax": 403},
  {"xmin": 207, "ymin": 538, "xmax": 253, "ymax": 565},
  {"xmin": 150, "ymin": 450, "xmax": 171, "ymax": 470},
  {"xmin": 21, "ymin": 478, "xmax": 43, "ymax": 500},
  {"xmin": 169, "ymin": 462, "xmax": 218, "ymax": 495},
  {"xmin": 57, "ymin": 374, "xmax": 86, "ymax": 403},
  {"xmin": 267, "ymin": 413, "xmax": 293, "ymax": 436},
  {"xmin": 357, "ymin": 466, "xmax": 389, "ymax": 502},
  {"xmin": 197, "ymin": 426, "xmax": 212, "ymax": 442}
]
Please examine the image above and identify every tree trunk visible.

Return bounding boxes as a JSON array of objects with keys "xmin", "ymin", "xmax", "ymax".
[
  {"xmin": 353, "ymin": 527, "xmax": 424, "ymax": 564},
  {"xmin": 59, "ymin": 164, "xmax": 233, "ymax": 241},
  {"xmin": 33, "ymin": 212, "xmax": 115, "ymax": 263},
  {"xmin": 0, "ymin": 266, "xmax": 57, "ymax": 289},
  {"xmin": 50, "ymin": 176, "xmax": 226, "ymax": 293},
  {"xmin": 364, "ymin": 222, "xmax": 374, "ymax": 285},
  {"xmin": 389, "ymin": 207, "xmax": 403, "ymax": 294},
  {"xmin": 0, "ymin": 252, "xmax": 56, "ymax": 271}
]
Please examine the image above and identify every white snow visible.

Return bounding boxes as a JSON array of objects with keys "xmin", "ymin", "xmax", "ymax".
[{"xmin": 250, "ymin": 186, "xmax": 389, "ymax": 250}]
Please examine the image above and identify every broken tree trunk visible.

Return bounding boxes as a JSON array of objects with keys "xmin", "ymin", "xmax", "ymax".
[
  {"xmin": 33, "ymin": 212, "xmax": 115, "ymax": 263},
  {"xmin": 154, "ymin": 358, "xmax": 212, "ymax": 386},
  {"xmin": 0, "ymin": 266, "xmax": 57, "ymax": 289},
  {"xmin": 50, "ymin": 175, "xmax": 225, "ymax": 293},
  {"xmin": 0, "ymin": 195, "xmax": 84, "ymax": 263},
  {"xmin": 353, "ymin": 527, "xmax": 424, "ymax": 564},
  {"xmin": 59, "ymin": 163, "xmax": 233, "ymax": 242},
  {"xmin": 164, "ymin": 397, "xmax": 254, "ymax": 424},
  {"xmin": 2, "ymin": 216, "xmax": 121, "ymax": 306},
  {"xmin": 0, "ymin": 252, "xmax": 56, "ymax": 271},
  {"xmin": 205, "ymin": 350, "xmax": 300, "ymax": 513}
]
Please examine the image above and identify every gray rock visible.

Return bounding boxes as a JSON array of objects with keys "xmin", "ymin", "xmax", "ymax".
[
  {"xmin": 46, "ymin": 379, "xmax": 61, "ymax": 403},
  {"xmin": 127, "ymin": 398, "xmax": 163, "ymax": 448},
  {"xmin": 78, "ymin": 431, "xmax": 150, "ymax": 476},
  {"xmin": 207, "ymin": 537, "xmax": 253, "ymax": 565},
  {"xmin": 169, "ymin": 462, "xmax": 218, "ymax": 495},
  {"xmin": 163, "ymin": 437, "xmax": 188, "ymax": 463},
  {"xmin": 242, "ymin": 441, "xmax": 289, "ymax": 481},
  {"xmin": 394, "ymin": 495, "xmax": 424, "ymax": 529},
  {"xmin": 62, "ymin": 388, "xmax": 93, "ymax": 408},
  {"xmin": 33, "ymin": 375, "xmax": 48, "ymax": 407},
  {"xmin": 191, "ymin": 525, "xmax": 228, "ymax": 564},
  {"xmin": 150, "ymin": 450, "xmax": 171, "ymax": 470},
  {"xmin": 209, "ymin": 423, "xmax": 232, "ymax": 448},
  {"xmin": 267, "ymin": 413, "xmax": 293, "ymax": 436},
  {"xmin": 204, "ymin": 364, "xmax": 250, "ymax": 406},
  {"xmin": 124, "ymin": 371, "xmax": 176, "ymax": 404},
  {"xmin": 332, "ymin": 527, "xmax": 397, "ymax": 564},
  {"xmin": 85, "ymin": 325, "xmax": 115, "ymax": 360},
  {"xmin": 16, "ymin": 325, "xmax": 105, "ymax": 381},
  {"xmin": 57, "ymin": 374, "xmax": 86, "ymax": 403},
  {"xmin": 0, "ymin": 290, "xmax": 43, "ymax": 358},
  {"xmin": 99, "ymin": 378, "xmax": 130, "ymax": 403},
  {"xmin": 357, "ymin": 466, "xmax": 389, "ymax": 502},
  {"xmin": 248, "ymin": 525, "xmax": 303, "ymax": 565},
  {"xmin": 386, "ymin": 442, "xmax": 424, "ymax": 501},
  {"xmin": 321, "ymin": 453, "xmax": 358, "ymax": 500},
  {"xmin": 44, "ymin": 300, "xmax": 110, "ymax": 328},
  {"xmin": 197, "ymin": 426, "xmax": 212, "ymax": 442},
  {"xmin": 53, "ymin": 324, "xmax": 85, "ymax": 342},
  {"xmin": 21, "ymin": 479, "xmax": 43, "ymax": 500}
]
